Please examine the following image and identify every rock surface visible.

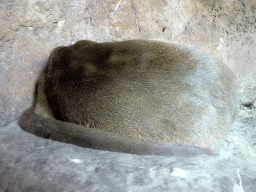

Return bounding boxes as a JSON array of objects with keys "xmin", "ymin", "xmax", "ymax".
[
  {"xmin": 1, "ymin": 0, "xmax": 256, "ymax": 191},
  {"xmin": 1, "ymin": 0, "xmax": 256, "ymax": 125},
  {"xmin": 1, "ymin": 91, "xmax": 256, "ymax": 192}
]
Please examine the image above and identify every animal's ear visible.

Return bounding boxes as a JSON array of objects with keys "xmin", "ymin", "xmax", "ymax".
[
  {"xmin": 33, "ymin": 72, "xmax": 54, "ymax": 118},
  {"xmin": 72, "ymin": 40, "xmax": 98, "ymax": 49}
]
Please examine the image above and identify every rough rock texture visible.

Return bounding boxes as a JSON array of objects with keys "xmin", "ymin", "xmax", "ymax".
[
  {"xmin": 1, "ymin": 0, "xmax": 256, "ymax": 125},
  {"xmin": 1, "ymin": 93, "xmax": 256, "ymax": 191},
  {"xmin": 1, "ymin": 0, "xmax": 256, "ymax": 191}
]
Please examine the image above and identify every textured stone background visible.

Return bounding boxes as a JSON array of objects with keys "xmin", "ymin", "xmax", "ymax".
[
  {"xmin": 1, "ymin": 0, "xmax": 256, "ymax": 126},
  {"xmin": 1, "ymin": 0, "xmax": 256, "ymax": 191}
]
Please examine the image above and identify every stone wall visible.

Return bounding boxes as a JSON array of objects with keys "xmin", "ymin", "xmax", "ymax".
[{"xmin": 1, "ymin": 0, "xmax": 256, "ymax": 126}]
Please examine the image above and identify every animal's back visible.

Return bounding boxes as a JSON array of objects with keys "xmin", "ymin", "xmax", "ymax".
[{"xmin": 41, "ymin": 39, "xmax": 237, "ymax": 148}]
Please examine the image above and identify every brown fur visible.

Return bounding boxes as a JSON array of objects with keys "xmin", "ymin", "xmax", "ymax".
[{"xmin": 19, "ymin": 39, "xmax": 238, "ymax": 156}]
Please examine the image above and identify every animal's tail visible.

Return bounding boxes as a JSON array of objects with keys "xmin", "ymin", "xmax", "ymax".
[{"xmin": 18, "ymin": 108, "xmax": 214, "ymax": 157}]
